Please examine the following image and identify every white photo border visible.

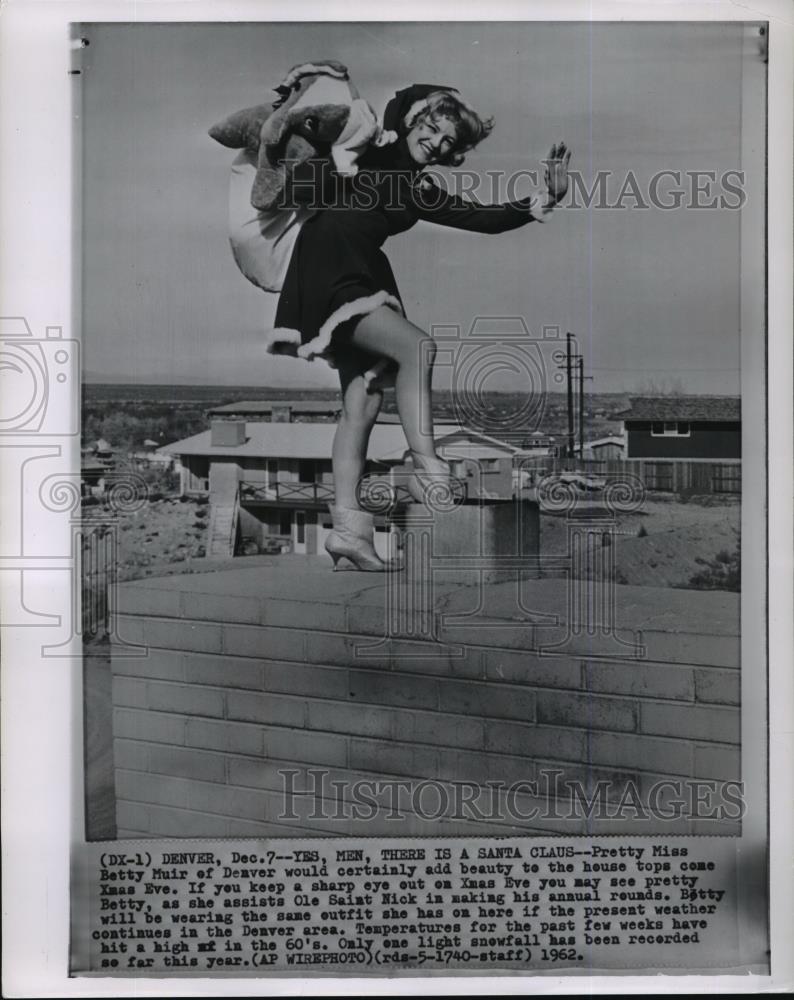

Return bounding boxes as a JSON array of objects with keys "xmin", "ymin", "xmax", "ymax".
[{"xmin": 1, "ymin": 1, "xmax": 792, "ymax": 996}]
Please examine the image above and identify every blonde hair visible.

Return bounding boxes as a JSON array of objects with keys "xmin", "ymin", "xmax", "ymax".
[{"xmin": 406, "ymin": 90, "xmax": 494, "ymax": 167}]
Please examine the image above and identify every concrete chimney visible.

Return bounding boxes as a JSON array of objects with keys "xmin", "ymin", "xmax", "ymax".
[{"xmin": 210, "ymin": 420, "xmax": 246, "ymax": 447}]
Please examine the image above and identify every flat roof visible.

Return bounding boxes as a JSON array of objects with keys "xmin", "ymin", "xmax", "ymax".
[
  {"xmin": 160, "ymin": 420, "xmax": 518, "ymax": 463},
  {"xmin": 160, "ymin": 421, "xmax": 414, "ymax": 461},
  {"xmin": 208, "ymin": 400, "xmax": 341, "ymax": 415}
]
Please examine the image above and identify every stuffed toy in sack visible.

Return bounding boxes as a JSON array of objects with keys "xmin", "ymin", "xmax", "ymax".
[{"xmin": 209, "ymin": 60, "xmax": 395, "ymax": 293}]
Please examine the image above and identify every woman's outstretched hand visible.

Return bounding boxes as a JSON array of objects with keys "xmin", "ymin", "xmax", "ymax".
[{"xmin": 544, "ymin": 141, "xmax": 572, "ymax": 204}]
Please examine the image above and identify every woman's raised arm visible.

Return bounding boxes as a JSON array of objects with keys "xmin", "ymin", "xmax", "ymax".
[
  {"xmin": 410, "ymin": 142, "xmax": 571, "ymax": 234},
  {"xmin": 410, "ymin": 180, "xmax": 544, "ymax": 233}
]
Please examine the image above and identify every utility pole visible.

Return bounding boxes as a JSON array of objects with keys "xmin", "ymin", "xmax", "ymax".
[
  {"xmin": 557, "ymin": 334, "xmax": 589, "ymax": 462},
  {"xmin": 566, "ymin": 333, "xmax": 575, "ymax": 460},
  {"xmin": 578, "ymin": 356, "xmax": 584, "ymax": 458},
  {"xmin": 577, "ymin": 357, "xmax": 594, "ymax": 458}
]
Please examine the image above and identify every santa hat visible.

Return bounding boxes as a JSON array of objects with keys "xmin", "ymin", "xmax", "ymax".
[{"xmin": 382, "ymin": 83, "xmax": 478, "ymax": 134}]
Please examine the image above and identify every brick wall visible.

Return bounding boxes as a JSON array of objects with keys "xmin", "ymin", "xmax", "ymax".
[{"xmin": 110, "ymin": 560, "xmax": 740, "ymax": 838}]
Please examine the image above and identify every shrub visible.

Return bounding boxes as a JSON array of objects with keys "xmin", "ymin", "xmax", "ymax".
[{"xmin": 685, "ymin": 547, "xmax": 740, "ymax": 592}]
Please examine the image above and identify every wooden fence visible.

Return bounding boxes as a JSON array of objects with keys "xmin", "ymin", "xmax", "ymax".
[{"xmin": 516, "ymin": 457, "xmax": 741, "ymax": 496}]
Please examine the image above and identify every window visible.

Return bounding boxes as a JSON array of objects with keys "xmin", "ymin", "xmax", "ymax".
[
  {"xmin": 296, "ymin": 513, "xmax": 305, "ymax": 543},
  {"xmin": 645, "ymin": 462, "xmax": 674, "ymax": 491},
  {"xmin": 267, "ymin": 459, "xmax": 278, "ymax": 486},
  {"xmin": 481, "ymin": 458, "xmax": 500, "ymax": 472},
  {"xmin": 298, "ymin": 460, "xmax": 316, "ymax": 483},
  {"xmin": 712, "ymin": 464, "xmax": 741, "ymax": 494},
  {"xmin": 279, "ymin": 512, "xmax": 292, "ymax": 535},
  {"xmin": 650, "ymin": 421, "xmax": 690, "ymax": 437}
]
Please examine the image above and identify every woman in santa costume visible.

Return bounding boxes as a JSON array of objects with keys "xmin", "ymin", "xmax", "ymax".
[{"xmin": 227, "ymin": 79, "xmax": 571, "ymax": 571}]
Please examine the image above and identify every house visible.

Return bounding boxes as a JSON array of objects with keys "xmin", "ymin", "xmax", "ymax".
[
  {"xmin": 520, "ymin": 432, "xmax": 556, "ymax": 452},
  {"xmin": 616, "ymin": 396, "xmax": 740, "ymax": 460},
  {"xmin": 164, "ymin": 419, "xmax": 462, "ymax": 494},
  {"xmin": 612, "ymin": 396, "xmax": 741, "ymax": 494},
  {"xmin": 80, "ymin": 459, "xmax": 108, "ymax": 498},
  {"xmin": 583, "ymin": 435, "xmax": 626, "ymax": 460},
  {"xmin": 160, "ymin": 417, "xmax": 528, "ymax": 557},
  {"xmin": 376, "ymin": 426, "xmax": 528, "ymax": 499},
  {"xmin": 80, "ymin": 438, "xmax": 116, "ymax": 498},
  {"xmin": 159, "ymin": 419, "xmax": 406, "ymax": 556},
  {"xmin": 207, "ymin": 399, "xmax": 342, "ymax": 423},
  {"xmin": 92, "ymin": 438, "xmax": 115, "ymax": 467},
  {"xmin": 128, "ymin": 447, "xmax": 179, "ymax": 471}
]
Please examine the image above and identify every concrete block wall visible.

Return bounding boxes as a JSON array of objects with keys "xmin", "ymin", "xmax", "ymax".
[{"xmin": 110, "ymin": 560, "xmax": 741, "ymax": 838}]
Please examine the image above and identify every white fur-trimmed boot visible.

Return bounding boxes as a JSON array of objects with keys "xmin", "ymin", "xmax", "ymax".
[{"xmin": 324, "ymin": 505, "xmax": 401, "ymax": 572}]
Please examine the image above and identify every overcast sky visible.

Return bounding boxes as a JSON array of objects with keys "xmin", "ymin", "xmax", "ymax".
[{"xmin": 79, "ymin": 21, "xmax": 764, "ymax": 394}]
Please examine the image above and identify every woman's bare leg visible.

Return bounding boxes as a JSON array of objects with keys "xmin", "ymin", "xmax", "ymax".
[
  {"xmin": 349, "ymin": 306, "xmax": 438, "ymax": 460},
  {"xmin": 332, "ymin": 358, "xmax": 383, "ymax": 509}
]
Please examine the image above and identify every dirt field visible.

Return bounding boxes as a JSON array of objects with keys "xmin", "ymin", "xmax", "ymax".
[
  {"xmin": 539, "ymin": 494, "xmax": 740, "ymax": 589},
  {"xmin": 84, "ymin": 495, "xmax": 211, "ymax": 582},
  {"xmin": 93, "ymin": 491, "xmax": 740, "ymax": 591}
]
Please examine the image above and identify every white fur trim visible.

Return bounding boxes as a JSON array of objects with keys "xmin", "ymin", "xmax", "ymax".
[
  {"xmin": 404, "ymin": 98, "xmax": 430, "ymax": 129},
  {"xmin": 297, "ymin": 291, "xmax": 403, "ymax": 361},
  {"xmin": 362, "ymin": 357, "xmax": 396, "ymax": 389},
  {"xmin": 330, "ymin": 99, "xmax": 380, "ymax": 176},
  {"xmin": 264, "ymin": 293, "xmax": 402, "ymax": 390},
  {"xmin": 291, "ymin": 75, "xmax": 354, "ymax": 113},
  {"xmin": 264, "ymin": 327, "xmax": 302, "ymax": 355},
  {"xmin": 279, "ymin": 63, "xmax": 348, "ymax": 90},
  {"xmin": 374, "ymin": 129, "xmax": 398, "ymax": 147}
]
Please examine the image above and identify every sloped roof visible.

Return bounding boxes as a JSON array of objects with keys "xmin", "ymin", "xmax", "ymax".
[
  {"xmin": 616, "ymin": 396, "xmax": 741, "ymax": 422},
  {"xmin": 376, "ymin": 427, "xmax": 521, "ymax": 463},
  {"xmin": 586, "ymin": 436, "xmax": 626, "ymax": 448},
  {"xmin": 159, "ymin": 421, "xmax": 414, "ymax": 461}
]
